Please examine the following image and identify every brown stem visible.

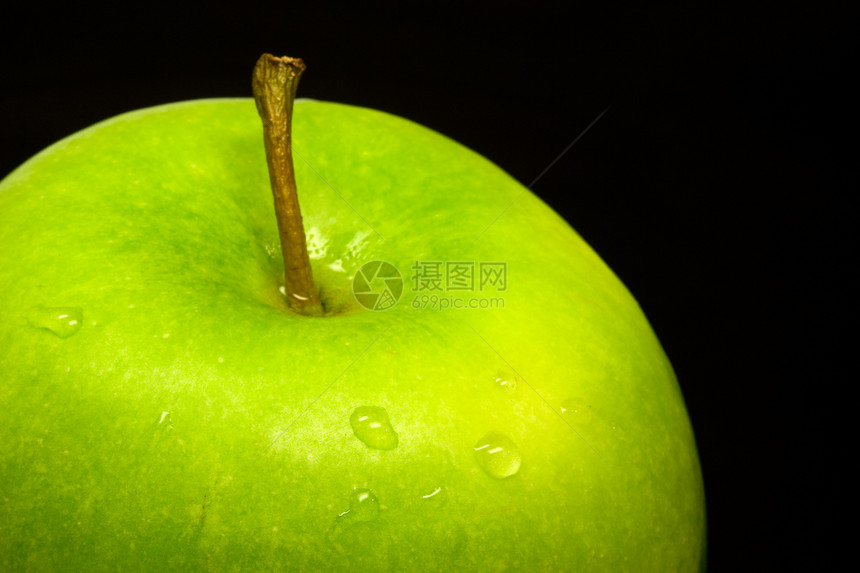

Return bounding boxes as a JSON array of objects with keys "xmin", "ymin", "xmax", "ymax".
[{"xmin": 252, "ymin": 54, "xmax": 323, "ymax": 316}]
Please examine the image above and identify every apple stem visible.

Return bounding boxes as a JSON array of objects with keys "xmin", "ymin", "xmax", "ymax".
[{"xmin": 253, "ymin": 54, "xmax": 323, "ymax": 316}]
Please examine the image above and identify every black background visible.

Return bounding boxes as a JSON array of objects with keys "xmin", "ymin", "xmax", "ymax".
[{"xmin": 1, "ymin": 3, "xmax": 852, "ymax": 571}]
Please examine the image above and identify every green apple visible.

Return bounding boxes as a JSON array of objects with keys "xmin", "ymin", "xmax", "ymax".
[{"xmin": 0, "ymin": 67, "xmax": 706, "ymax": 569}]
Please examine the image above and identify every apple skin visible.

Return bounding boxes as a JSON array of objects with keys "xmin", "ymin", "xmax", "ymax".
[{"xmin": 0, "ymin": 99, "xmax": 705, "ymax": 571}]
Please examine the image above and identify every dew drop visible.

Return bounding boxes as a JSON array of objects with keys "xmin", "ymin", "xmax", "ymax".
[
  {"xmin": 343, "ymin": 488, "xmax": 379, "ymax": 522},
  {"xmin": 473, "ymin": 432, "xmax": 521, "ymax": 479},
  {"xmin": 493, "ymin": 375, "xmax": 517, "ymax": 394},
  {"xmin": 148, "ymin": 411, "xmax": 176, "ymax": 453},
  {"xmin": 28, "ymin": 306, "xmax": 83, "ymax": 339},
  {"xmin": 329, "ymin": 487, "xmax": 380, "ymax": 540},
  {"xmin": 560, "ymin": 398, "xmax": 594, "ymax": 426},
  {"xmin": 420, "ymin": 485, "xmax": 448, "ymax": 507},
  {"xmin": 350, "ymin": 406, "xmax": 398, "ymax": 450}
]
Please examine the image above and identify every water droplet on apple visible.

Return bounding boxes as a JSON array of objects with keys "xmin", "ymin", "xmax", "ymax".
[
  {"xmin": 27, "ymin": 306, "xmax": 83, "ymax": 338},
  {"xmin": 473, "ymin": 432, "xmax": 521, "ymax": 479},
  {"xmin": 420, "ymin": 485, "xmax": 447, "ymax": 507},
  {"xmin": 343, "ymin": 230, "xmax": 371, "ymax": 264},
  {"xmin": 305, "ymin": 226, "xmax": 328, "ymax": 260},
  {"xmin": 560, "ymin": 398, "xmax": 594, "ymax": 426},
  {"xmin": 344, "ymin": 488, "xmax": 379, "ymax": 522},
  {"xmin": 148, "ymin": 411, "xmax": 176, "ymax": 453},
  {"xmin": 329, "ymin": 487, "xmax": 380, "ymax": 540},
  {"xmin": 494, "ymin": 375, "xmax": 517, "ymax": 394},
  {"xmin": 350, "ymin": 406, "xmax": 398, "ymax": 450}
]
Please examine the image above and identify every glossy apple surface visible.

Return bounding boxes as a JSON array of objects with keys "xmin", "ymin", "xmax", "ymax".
[{"xmin": 0, "ymin": 99, "xmax": 705, "ymax": 571}]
